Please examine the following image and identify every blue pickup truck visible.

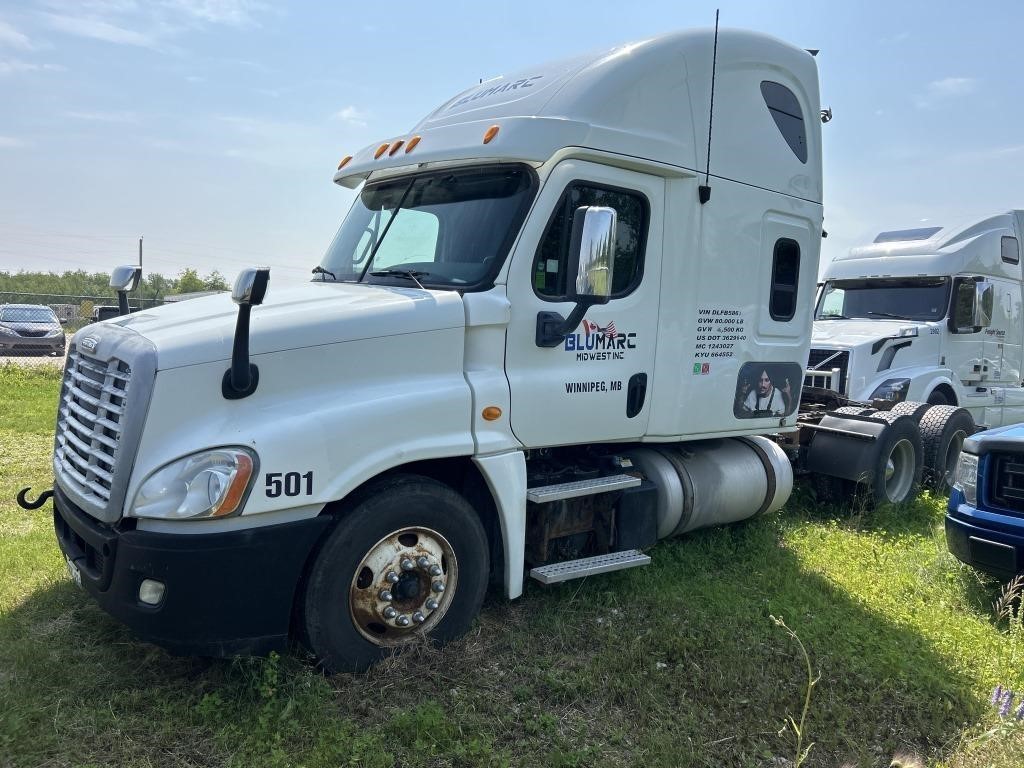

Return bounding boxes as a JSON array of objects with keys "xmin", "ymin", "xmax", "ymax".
[{"xmin": 948, "ymin": 424, "xmax": 1024, "ymax": 578}]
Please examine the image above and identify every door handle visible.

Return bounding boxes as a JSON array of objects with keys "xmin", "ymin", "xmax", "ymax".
[{"xmin": 626, "ymin": 373, "xmax": 647, "ymax": 418}]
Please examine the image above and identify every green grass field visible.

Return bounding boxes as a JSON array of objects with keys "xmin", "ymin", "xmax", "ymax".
[{"xmin": 2, "ymin": 363, "xmax": 1023, "ymax": 767}]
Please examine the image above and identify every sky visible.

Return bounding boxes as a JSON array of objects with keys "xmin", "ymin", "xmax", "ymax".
[{"xmin": 1, "ymin": 0, "xmax": 1022, "ymax": 286}]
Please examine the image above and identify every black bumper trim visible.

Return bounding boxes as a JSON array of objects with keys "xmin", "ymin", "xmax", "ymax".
[{"xmin": 53, "ymin": 488, "xmax": 332, "ymax": 656}]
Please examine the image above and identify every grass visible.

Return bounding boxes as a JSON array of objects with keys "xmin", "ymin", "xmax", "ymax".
[{"xmin": 2, "ymin": 361, "xmax": 1024, "ymax": 766}]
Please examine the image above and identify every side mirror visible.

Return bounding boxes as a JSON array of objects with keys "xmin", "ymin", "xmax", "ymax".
[
  {"xmin": 223, "ymin": 267, "xmax": 270, "ymax": 400},
  {"xmin": 109, "ymin": 265, "xmax": 142, "ymax": 317},
  {"xmin": 566, "ymin": 206, "xmax": 617, "ymax": 303},
  {"xmin": 109, "ymin": 265, "xmax": 142, "ymax": 292},
  {"xmin": 535, "ymin": 206, "xmax": 617, "ymax": 347},
  {"xmin": 950, "ymin": 277, "xmax": 993, "ymax": 334},
  {"xmin": 974, "ymin": 280, "xmax": 993, "ymax": 328},
  {"xmin": 232, "ymin": 267, "xmax": 271, "ymax": 306}
]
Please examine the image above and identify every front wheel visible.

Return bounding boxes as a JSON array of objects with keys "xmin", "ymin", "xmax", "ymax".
[{"xmin": 301, "ymin": 474, "xmax": 489, "ymax": 673}]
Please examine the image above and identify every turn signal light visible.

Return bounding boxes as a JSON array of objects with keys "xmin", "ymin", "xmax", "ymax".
[
  {"xmin": 482, "ymin": 406, "xmax": 502, "ymax": 421},
  {"xmin": 482, "ymin": 125, "xmax": 500, "ymax": 144},
  {"xmin": 374, "ymin": 143, "xmax": 390, "ymax": 159}
]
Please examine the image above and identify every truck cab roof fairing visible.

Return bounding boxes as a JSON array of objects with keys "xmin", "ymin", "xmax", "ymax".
[{"xmin": 334, "ymin": 29, "xmax": 822, "ymax": 204}]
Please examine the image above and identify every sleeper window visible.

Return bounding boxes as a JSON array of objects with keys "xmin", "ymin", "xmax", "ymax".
[
  {"xmin": 769, "ymin": 239, "xmax": 800, "ymax": 321},
  {"xmin": 533, "ymin": 183, "xmax": 647, "ymax": 299}
]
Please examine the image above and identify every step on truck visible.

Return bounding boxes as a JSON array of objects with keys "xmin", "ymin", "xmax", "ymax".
[{"xmin": 17, "ymin": 27, "xmax": 956, "ymax": 671}]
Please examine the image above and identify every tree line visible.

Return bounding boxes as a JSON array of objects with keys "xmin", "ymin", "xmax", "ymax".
[{"xmin": 0, "ymin": 268, "xmax": 230, "ymax": 302}]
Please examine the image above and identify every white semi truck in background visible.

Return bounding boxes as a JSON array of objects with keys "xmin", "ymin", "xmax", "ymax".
[
  {"xmin": 15, "ymin": 27, "xmax": 975, "ymax": 672},
  {"xmin": 806, "ymin": 212, "xmax": 1024, "ymax": 481}
]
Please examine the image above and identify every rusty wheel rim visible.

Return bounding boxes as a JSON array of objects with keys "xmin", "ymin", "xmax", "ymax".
[{"xmin": 349, "ymin": 526, "xmax": 458, "ymax": 646}]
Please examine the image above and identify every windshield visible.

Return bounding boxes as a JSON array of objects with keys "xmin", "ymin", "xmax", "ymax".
[
  {"xmin": 0, "ymin": 307, "xmax": 57, "ymax": 323},
  {"xmin": 815, "ymin": 277, "xmax": 951, "ymax": 321},
  {"xmin": 319, "ymin": 164, "xmax": 536, "ymax": 290}
]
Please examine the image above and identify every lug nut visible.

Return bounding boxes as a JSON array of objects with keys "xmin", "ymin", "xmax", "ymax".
[
  {"xmin": 395, "ymin": 615, "xmax": 411, "ymax": 627},
  {"xmin": 412, "ymin": 611, "xmax": 426, "ymax": 624},
  {"xmin": 379, "ymin": 590, "xmax": 393, "ymax": 602},
  {"xmin": 383, "ymin": 606, "xmax": 397, "ymax": 619},
  {"xmin": 416, "ymin": 556, "xmax": 430, "ymax": 568},
  {"xmin": 431, "ymin": 581, "xmax": 445, "ymax": 593},
  {"xmin": 385, "ymin": 571, "xmax": 400, "ymax": 584},
  {"xmin": 400, "ymin": 558, "xmax": 415, "ymax": 571},
  {"xmin": 425, "ymin": 598, "xmax": 439, "ymax": 611},
  {"xmin": 429, "ymin": 564, "xmax": 442, "ymax": 577}
]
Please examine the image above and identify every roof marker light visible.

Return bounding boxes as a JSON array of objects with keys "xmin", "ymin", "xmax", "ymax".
[
  {"xmin": 405, "ymin": 135, "xmax": 421, "ymax": 153},
  {"xmin": 388, "ymin": 139, "xmax": 405, "ymax": 156},
  {"xmin": 374, "ymin": 143, "xmax": 390, "ymax": 159},
  {"xmin": 337, "ymin": 155, "xmax": 352, "ymax": 170},
  {"xmin": 483, "ymin": 125, "xmax": 500, "ymax": 144}
]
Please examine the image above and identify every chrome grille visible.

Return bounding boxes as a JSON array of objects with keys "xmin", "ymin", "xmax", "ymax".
[{"xmin": 54, "ymin": 348, "xmax": 132, "ymax": 505}]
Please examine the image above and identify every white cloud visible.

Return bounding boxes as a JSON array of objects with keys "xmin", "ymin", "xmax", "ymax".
[
  {"xmin": 0, "ymin": 19, "xmax": 33, "ymax": 50},
  {"xmin": 333, "ymin": 105, "xmax": 368, "ymax": 127},
  {"xmin": 0, "ymin": 136, "xmax": 26, "ymax": 148},
  {"xmin": 914, "ymin": 76, "xmax": 977, "ymax": 109},
  {"xmin": 159, "ymin": 0, "xmax": 266, "ymax": 27},
  {"xmin": 41, "ymin": 12, "xmax": 158, "ymax": 48},
  {"xmin": 65, "ymin": 109, "xmax": 139, "ymax": 122},
  {"xmin": 0, "ymin": 58, "xmax": 63, "ymax": 75}
]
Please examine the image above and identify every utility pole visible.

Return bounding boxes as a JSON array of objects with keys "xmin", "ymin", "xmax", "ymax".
[{"xmin": 138, "ymin": 236, "xmax": 143, "ymax": 310}]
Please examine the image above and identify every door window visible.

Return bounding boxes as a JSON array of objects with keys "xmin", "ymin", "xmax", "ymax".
[{"xmin": 533, "ymin": 183, "xmax": 648, "ymax": 299}]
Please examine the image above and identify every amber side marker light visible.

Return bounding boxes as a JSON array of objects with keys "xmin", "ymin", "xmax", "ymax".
[
  {"xmin": 337, "ymin": 155, "xmax": 352, "ymax": 170},
  {"xmin": 388, "ymin": 139, "xmax": 405, "ymax": 156},
  {"xmin": 482, "ymin": 406, "xmax": 502, "ymax": 421},
  {"xmin": 482, "ymin": 125, "xmax": 500, "ymax": 144},
  {"xmin": 405, "ymin": 135, "xmax": 421, "ymax": 153},
  {"xmin": 374, "ymin": 143, "xmax": 390, "ymax": 159},
  {"xmin": 210, "ymin": 453, "xmax": 255, "ymax": 518}
]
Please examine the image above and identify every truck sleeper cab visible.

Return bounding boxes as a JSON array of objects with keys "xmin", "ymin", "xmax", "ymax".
[{"xmin": 41, "ymin": 28, "xmax": 826, "ymax": 671}]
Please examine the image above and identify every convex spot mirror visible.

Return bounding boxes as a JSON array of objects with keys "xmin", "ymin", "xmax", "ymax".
[
  {"xmin": 109, "ymin": 265, "xmax": 142, "ymax": 292},
  {"xmin": 951, "ymin": 277, "xmax": 994, "ymax": 333},
  {"xmin": 567, "ymin": 206, "xmax": 617, "ymax": 303},
  {"xmin": 231, "ymin": 268, "xmax": 270, "ymax": 306}
]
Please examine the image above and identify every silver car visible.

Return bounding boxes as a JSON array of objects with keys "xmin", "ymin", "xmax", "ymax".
[{"xmin": 0, "ymin": 304, "xmax": 66, "ymax": 356}]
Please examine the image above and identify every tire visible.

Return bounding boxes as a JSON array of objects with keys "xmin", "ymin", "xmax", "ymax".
[
  {"xmin": 811, "ymin": 473, "xmax": 855, "ymax": 506},
  {"xmin": 865, "ymin": 415, "xmax": 923, "ymax": 505},
  {"xmin": 919, "ymin": 405, "xmax": 975, "ymax": 491},
  {"xmin": 301, "ymin": 474, "xmax": 489, "ymax": 673},
  {"xmin": 927, "ymin": 389, "xmax": 952, "ymax": 406},
  {"xmin": 832, "ymin": 406, "xmax": 876, "ymax": 417},
  {"xmin": 885, "ymin": 401, "xmax": 931, "ymax": 421}
]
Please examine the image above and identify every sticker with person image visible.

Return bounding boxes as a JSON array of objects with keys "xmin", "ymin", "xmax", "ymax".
[{"xmin": 733, "ymin": 362, "xmax": 802, "ymax": 419}]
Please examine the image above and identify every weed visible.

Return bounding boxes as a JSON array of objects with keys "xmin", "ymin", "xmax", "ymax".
[{"xmin": 771, "ymin": 615, "xmax": 820, "ymax": 768}]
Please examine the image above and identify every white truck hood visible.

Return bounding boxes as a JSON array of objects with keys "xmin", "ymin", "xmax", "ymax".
[
  {"xmin": 103, "ymin": 282, "xmax": 466, "ymax": 370},
  {"xmin": 811, "ymin": 318, "xmax": 914, "ymax": 347}
]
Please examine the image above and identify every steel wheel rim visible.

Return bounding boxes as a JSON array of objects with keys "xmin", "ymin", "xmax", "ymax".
[
  {"xmin": 943, "ymin": 430, "xmax": 968, "ymax": 486},
  {"xmin": 884, "ymin": 438, "xmax": 915, "ymax": 502},
  {"xmin": 349, "ymin": 526, "xmax": 458, "ymax": 646}
]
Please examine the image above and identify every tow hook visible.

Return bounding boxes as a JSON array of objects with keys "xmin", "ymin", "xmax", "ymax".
[{"xmin": 16, "ymin": 487, "xmax": 54, "ymax": 510}]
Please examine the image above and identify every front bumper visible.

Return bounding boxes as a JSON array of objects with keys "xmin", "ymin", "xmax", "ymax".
[
  {"xmin": 0, "ymin": 336, "xmax": 64, "ymax": 353},
  {"xmin": 53, "ymin": 486, "xmax": 331, "ymax": 656},
  {"xmin": 946, "ymin": 498, "xmax": 1023, "ymax": 579}
]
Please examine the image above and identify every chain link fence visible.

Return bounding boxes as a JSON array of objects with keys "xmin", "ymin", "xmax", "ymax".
[{"xmin": 0, "ymin": 291, "xmax": 165, "ymax": 364}]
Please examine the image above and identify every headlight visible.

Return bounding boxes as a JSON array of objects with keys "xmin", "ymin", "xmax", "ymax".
[
  {"xmin": 952, "ymin": 451, "xmax": 979, "ymax": 505},
  {"xmin": 870, "ymin": 378, "xmax": 911, "ymax": 402},
  {"xmin": 0, "ymin": 325, "xmax": 16, "ymax": 337},
  {"xmin": 131, "ymin": 447, "xmax": 257, "ymax": 520},
  {"xmin": 46, "ymin": 329, "xmax": 64, "ymax": 337}
]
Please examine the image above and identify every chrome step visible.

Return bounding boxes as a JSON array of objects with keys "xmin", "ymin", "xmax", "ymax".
[
  {"xmin": 526, "ymin": 473, "xmax": 640, "ymax": 504},
  {"xmin": 529, "ymin": 549, "xmax": 651, "ymax": 585}
]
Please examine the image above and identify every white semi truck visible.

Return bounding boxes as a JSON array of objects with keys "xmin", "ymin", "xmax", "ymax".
[
  {"xmin": 15, "ymin": 28, "xmax": 969, "ymax": 671},
  {"xmin": 806, "ymin": 212, "xmax": 1024, "ymax": 480}
]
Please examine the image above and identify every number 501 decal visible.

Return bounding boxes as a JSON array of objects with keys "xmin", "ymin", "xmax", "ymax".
[{"xmin": 265, "ymin": 471, "xmax": 314, "ymax": 498}]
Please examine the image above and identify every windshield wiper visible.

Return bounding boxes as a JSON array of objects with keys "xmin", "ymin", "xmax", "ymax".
[
  {"xmin": 866, "ymin": 310, "xmax": 913, "ymax": 320},
  {"xmin": 818, "ymin": 313, "xmax": 849, "ymax": 319},
  {"xmin": 311, "ymin": 265, "xmax": 336, "ymax": 281},
  {"xmin": 371, "ymin": 269, "xmax": 430, "ymax": 289}
]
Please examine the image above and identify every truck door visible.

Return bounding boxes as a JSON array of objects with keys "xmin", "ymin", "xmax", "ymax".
[{"xmin": 503, "ymin": 160, "xmax": 663, "ymax": 447}]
